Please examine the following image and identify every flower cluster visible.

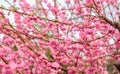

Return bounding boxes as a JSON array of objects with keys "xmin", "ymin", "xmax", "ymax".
[{"xmin": 0, "ymin": 0, "xmax": 120, "ymax": 74}]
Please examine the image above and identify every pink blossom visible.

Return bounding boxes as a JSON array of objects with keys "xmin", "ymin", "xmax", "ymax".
[
  {"xmin": 65, "ymin": 0, "xmax": 70, "ymax": 3},
  {"xmin": 0, "ymin": 0, "xmax": 119, "ymax": 73},
  {"xmin": 50, "ymin": 39, "xmax": 59, "ymax": 46},
  {"xmin": 68, "ymin": 67, "xmax": 76, "ymax": 74},
  {"xmin": 103, "ymin": 71, "xmax": 108, "ymax": 74},
  {"xmin": 86, "ymin": 68, "xmax": 96, "ymax": 74},
  {"xmin": 51, "ymin": 62, "xmax": 59, "ymax": 68},
  {"xmin": 0, "ymin": 11, "xmax": 3, "ymax": 15},
  {"xmin": 86, "ymin": 0, "xmax": 93, "ymax": 4},
  {"xmin": 116, "ymin": 36, "xmax": 120, "ymax": 48},
  {"xmin": 13, "ymin": 0, "xmax": 17, "ymax": 2},
  {"xmin": 65, "ymin": 38, "xmax": 71, "ymax": 44},
  {"xmin": 116, "ymin": 58, "xmax": 120, "ymax": 62}
]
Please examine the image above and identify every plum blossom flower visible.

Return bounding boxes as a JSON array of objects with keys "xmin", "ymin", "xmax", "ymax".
[
  {"xmin": 86, "ymin": 67, "xmax": 96, "ymax": 74},
  {"xmin": 67, "ymin": 67, "xmax": 76, "ymax": 74},
  {"xmin": 52, "ymin": 62, "xmax": 59, "ymax": 69}
]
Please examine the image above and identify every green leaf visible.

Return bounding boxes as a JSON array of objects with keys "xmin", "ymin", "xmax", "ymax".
[
  {"xmin": 29, "ymin": 65, "xmax": 34, "ymax": 70},
  {"xmin": 107, "ymin": 64, "xmax": 114, "ymax": 73},
  {"xmin": 62, "ymin": 64, "xmax": 74, "ymax": 69},
  {"xmin": 54, "ymin": 19, "xmax": 58, "ymax": 22},
  {"xmin": 0, "ymin": 5, "xmax": 5, "ymax": 8},
  {"xmin": 46, "ymin": 30, "xmax": 54, "ymax": 38},
  {"xmin": 46, "ymin": 49, "xmax": 52, "ymax": 59},
  {"xmin": 114, "ymin": 72, "xmax": 118, "ymax": 74},
  {"xmin": 13, "ymin": 45, "xmax": 18, "ymax": 51}
]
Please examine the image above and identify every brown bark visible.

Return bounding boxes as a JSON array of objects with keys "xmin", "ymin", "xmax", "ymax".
[{"xmin": 101, "ymin": 15, "xmax": 120, "ymax": 32}]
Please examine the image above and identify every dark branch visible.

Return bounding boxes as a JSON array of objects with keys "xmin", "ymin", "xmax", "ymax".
[{"xmin": 114, "ymin": 62, "xmax": 120, "ymax": 72}]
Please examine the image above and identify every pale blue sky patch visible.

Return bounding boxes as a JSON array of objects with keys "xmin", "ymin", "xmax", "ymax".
[
  {"xmin": 0, "ymin": 33, "xmax": 4, "ymax": 40},
  {"xmin": 108, "ymin": 37, "xmax": 115, "ymax": 45},
  {"xmin": 26, "ymin": 0, "xmax": 36, "ymax": 5}
]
